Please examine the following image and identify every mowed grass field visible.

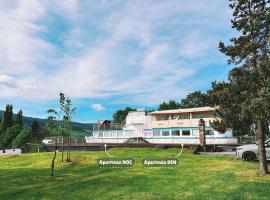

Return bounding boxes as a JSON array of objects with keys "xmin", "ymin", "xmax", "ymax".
[{"xmin": 0, "ymin": 148, "xmax": 270, "ymax": 200}]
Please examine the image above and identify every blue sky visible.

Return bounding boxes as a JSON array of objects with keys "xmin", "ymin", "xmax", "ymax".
[{"xmin": 0, "ymin": 0, "xmax": 235, "ymax": 122}]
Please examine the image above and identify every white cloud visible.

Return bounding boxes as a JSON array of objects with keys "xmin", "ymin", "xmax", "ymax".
[
  {"xmin": 91, "ymin": 103, "xmax": 105, "ymax": 111},
  {"xmin": 0, "ymin": 73, "xmax": 38, "ymax": 99},
  {"xmin": 0, "ymin": 0, "xmax": 232, "ymax": 105},
  {"xmin": 0, "ymin": 0, "xmax": 49, "ymax": 74},
  {"xmin": 0, "ymin": 74, "xmax": 16, "ymax": 87}
]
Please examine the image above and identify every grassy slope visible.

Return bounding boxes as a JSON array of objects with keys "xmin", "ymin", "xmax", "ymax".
[{"xmin": 0, "ymin": 148, "xmax": 269, "ymax": 200}]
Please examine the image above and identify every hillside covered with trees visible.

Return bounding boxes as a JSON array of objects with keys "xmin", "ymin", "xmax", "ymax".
[
  {"xmin": 0, "ymin": 105, "xmax": 31, "ymax": 151},
  {"xmin": 0, "ymin": 104, "xmax": 93, "ymax": 152}
]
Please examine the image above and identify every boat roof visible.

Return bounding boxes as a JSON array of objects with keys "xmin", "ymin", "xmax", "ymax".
[{"xmin": 149, "ymin": 107, "xmax": 216, "ymax": 115}]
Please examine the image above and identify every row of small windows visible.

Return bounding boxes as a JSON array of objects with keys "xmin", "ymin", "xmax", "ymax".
[
  {"xmin": 95, "ymin": 129, "xmax": 214, "ymax": 137},
  {"xmin": 97, "ymin": 132, "xmax": 128, "ymax": 137},
  {"xmin": 153, "ymin": 129, "xmax": 214, "ymax": 137},
  {"xmin": 156, "ymin": 114, "xmax": 190, "ymax": 121},
  {"xmin": 192, "ymin": 112, "xmax": 215, "ymax": 119},
  {"xmin": 155, "ymin": 112, "xmax": 215, "ymax": 121},
  {"xmin": 153, "ymin": 130, "xmax": 190, "ymax": 136}
]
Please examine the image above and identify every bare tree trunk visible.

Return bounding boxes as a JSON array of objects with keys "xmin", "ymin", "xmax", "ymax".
[
  {"xmin": 61, "ymin": 136, "xmax": 64, "ymax": 162},
  {"xmin": 199, "ymin": 119, "xmax": 206, "ymax": 152},
  {"xmin": 66, "ymin": 136, "xmax": 72, "ymax": 162},
  {"xmin": 51, "ymin": 137, "xmax": 58, "ymax": 176},
  {"xmin": 264, "ymin": 122, "xmax": 270, "ymax": 138},
  {"xmin": 66, "ymin": 136, "xmax": 70, "ymax": 162},
  {"xmin": 257, "ymin": 119, "xmax": 268, "ymax": 175},
  {"xmin": 68, "ymin": 136, "xmax": 71, "ymax": 161}
]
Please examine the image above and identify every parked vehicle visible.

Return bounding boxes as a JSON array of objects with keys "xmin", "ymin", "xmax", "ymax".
[
  {"xmin": 236, "ymin": 139, "xmax": 270, "ymax": 161},
  {"xmin": 0, "ymin": 149, "xmax": 22, "ymax": 156},
  {"xmin": 42, "ymin": 137, "xmax": 54, "ymax": 145}
]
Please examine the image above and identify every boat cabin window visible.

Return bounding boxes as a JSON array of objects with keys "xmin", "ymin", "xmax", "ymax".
[
  {"xmin": 171, "ymin": 130, "xmax": 180, "ymax": 136},
  {"xmin": 156, "ymin": 115, "xmax": 170, "ymax": 121},
  {"xmin": 153, "ymin": 130, "xmax": 161, "ymax": 136},
  {"xmin": 98, "ymin": 132, "xmax": 103, "ymax": 138},
  {"xmin": 182, "ymin": 130, "xmax": 191, "ymax": 136},
  {"xmin": 104, "ymin": 132, "xmax": 110, "ymax": 137},
  {"xmin": 205, "ymin": 130, "xmax": 214, "ymax": 135},
  {"xmin": 179, "ymin": 114, "xmax": 189, "ymax": 120},
  {"xmin": 171, "ymin": 114, "xmax": 179, "ymax": 120},
  {"xmin": 162, "ymin": 130, "xmax": 170, "ymax": 136},
  {"xmin": 192, "ymin": 112, "xmax": 215, "ymax": 119}
]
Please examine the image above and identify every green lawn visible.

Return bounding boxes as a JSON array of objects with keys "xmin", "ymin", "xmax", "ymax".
[{"xmin": 0, "ymin": 148, "xmax": 269, "ymax": 200}]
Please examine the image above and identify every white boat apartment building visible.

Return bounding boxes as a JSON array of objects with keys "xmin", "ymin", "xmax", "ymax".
[{"xmin": 85, "ymin": 107, "xmax": 237, "ymax": 145}]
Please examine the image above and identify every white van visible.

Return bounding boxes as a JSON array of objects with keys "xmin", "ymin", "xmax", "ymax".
[{"xmin": 42, "ymin": 137, "xmax": 54, "ymax": 145}]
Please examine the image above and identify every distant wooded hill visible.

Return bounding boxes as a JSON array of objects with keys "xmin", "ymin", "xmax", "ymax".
[{"xmin": 0, "ymin": 110, "xmax": 93, "ymax": 135}]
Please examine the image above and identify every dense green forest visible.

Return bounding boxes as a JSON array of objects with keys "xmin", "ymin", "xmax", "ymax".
[
  {"xmin": 0, "ymin": 105, "xmax": 93, "ymax": 151},
  {"xmin": 0, "ymin": 105, "xmax": 31, "ymax": 151}
]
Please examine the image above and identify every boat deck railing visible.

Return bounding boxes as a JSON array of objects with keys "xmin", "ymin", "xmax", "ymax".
[{"xmin": 93, "ymin": 122, "xmax": 123, "ymax": 131}]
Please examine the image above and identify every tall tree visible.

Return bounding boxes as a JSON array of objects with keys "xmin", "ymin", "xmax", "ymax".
[
  {"xmin": 1, "ymin": 104, "xmax": 13, "ymax": 131},
  {"xmin": 113, "ymin": 107, "xmax": 136, "ymax": 123},
  {"xmin": 31, "ymin": 120, "xmax": 41, "ymax": 139},
  {"xmin": 219, "ymin": 0, "xmax": 269, "ymax": 65},
  {"xmin": 12, "ymin": 129, "xmax": 31, "ymax": 150},
  {"xmin": 0, "ymin": 125, "xmax": 21, "ymax": 149},
  {"xmin": 179, "ymin": 91, "xmax": 210, "ymax": 108},
  {"xmin": 158, "ymin": 91, "xmax": 210, "ymax": 111},
  {"xmin": 207, "ymin": 80, "xmax": 254, "ymax": 136},
  {"xmin": 158, "ymin": 100, "xmax": 180, "ymax": 111},
  {"xmin": 218, "ymin": 0, "xmax": 270, "ymax": 174},
  {"xmin": 45, "ymin": 109, "xmax": 58, "ymax": 176},
  {"xmin": 158, "ymin": 102, "xmax": 169, "ymax": 111},
  {"xmin": 16, "ymin": 110, "xmax": 23, "ymax": 127},
  {"xmin": 59, "ymin": 93, "xmax": 76, "ymax": 162}
]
